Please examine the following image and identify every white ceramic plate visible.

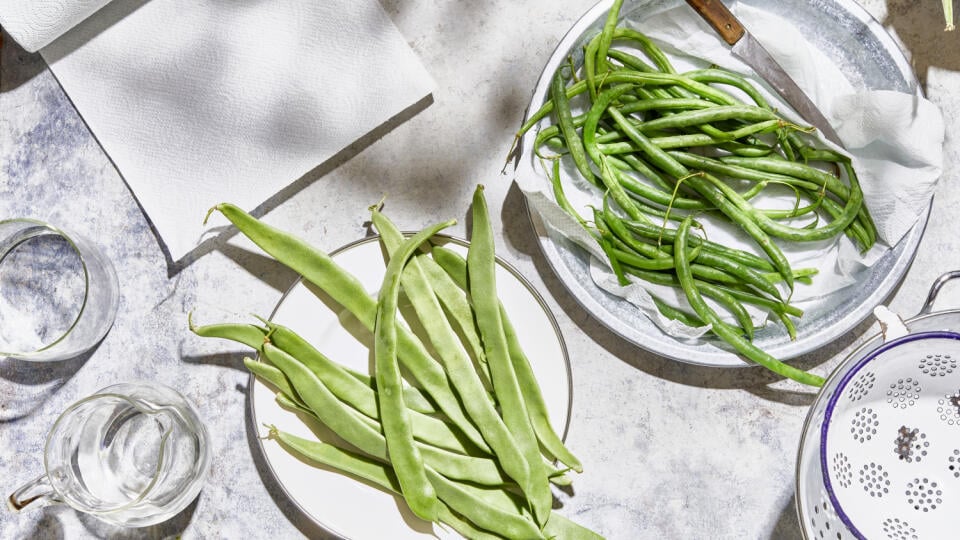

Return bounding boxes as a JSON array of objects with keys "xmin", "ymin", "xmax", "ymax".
[{"xmin": 249, "ymin": 234, "xmax": 572, "ymax": 539}]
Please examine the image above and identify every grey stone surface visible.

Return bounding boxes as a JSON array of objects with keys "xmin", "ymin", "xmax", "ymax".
[{"xmin": 1, "ymin": 1, "xmax": 959, "ymax": 538}]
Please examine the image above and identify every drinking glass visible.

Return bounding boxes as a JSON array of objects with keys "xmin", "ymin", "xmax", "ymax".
[
  {"xmin": 8, "ymin": 382, "xmax": 211, "ymax": 527},
  {"xmin": 0, "ymin": 219, "xmax": 119, "ymax": 361}
]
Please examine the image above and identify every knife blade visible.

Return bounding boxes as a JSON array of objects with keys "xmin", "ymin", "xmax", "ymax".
[{"xmin": 685, "ymin": 0, "xmax": 843, "ymax": 147}]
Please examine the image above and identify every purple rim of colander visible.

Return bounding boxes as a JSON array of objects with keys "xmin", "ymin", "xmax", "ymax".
[{"xmin": 819, "ymin": 330, "xmax": 960, "ymax": 540}]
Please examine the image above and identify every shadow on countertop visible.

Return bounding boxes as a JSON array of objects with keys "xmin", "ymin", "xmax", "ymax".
[
  {"xmin": 499, "ymin": 180, "xmax": 891, "ymax": 407},
  {"xmin": 882, "ymin": 0, "xmax": 960, "ymax": 90}
]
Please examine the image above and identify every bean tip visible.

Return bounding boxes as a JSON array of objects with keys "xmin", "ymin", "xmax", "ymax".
[
  {"xmin": 368, "ymin": 195, "xmax": 387, "ymax": 214},
  {"xmin": 202, "ymin": 205, "xmax": 222, "ymax": 226}
]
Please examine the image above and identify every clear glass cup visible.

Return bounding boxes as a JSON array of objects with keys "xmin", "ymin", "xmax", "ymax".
[
  {"xmin": 7, "ymin": 382, "xmax": 211, "ymax": 528},
  {"xmin": 0, "ymin": 219, "xmax": 119, "ymax": 361}
]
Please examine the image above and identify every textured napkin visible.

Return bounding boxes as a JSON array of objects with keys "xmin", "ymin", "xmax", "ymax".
[
  {"xmin": 519, "ymin": 2, "xmax": 944, "ymax": 337},
  {"xmin": 0, "ymin": 0, "xmax": 111, "ymax": 52},
  {"xmin": 35, "ymin": 0, "xmax": 434, "ymax": 261}
]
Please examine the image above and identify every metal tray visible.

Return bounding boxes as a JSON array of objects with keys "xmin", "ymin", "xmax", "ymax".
[{"xmin": 514, "ymin": 0, "xmax": 931, "ymax": 367}]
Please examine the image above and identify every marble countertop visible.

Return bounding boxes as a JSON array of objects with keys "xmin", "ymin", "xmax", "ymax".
[{"xmin": 2, "ymin": 0, "xmax": 959, "ymax": 538}]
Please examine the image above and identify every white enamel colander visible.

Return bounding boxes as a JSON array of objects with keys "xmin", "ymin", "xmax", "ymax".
[{"xmin": 796, "ymin": 271, "xmax": 960, "ymax": 540}]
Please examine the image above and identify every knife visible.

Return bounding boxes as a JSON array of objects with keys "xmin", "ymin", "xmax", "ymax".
[{"xmin": 684, "ymin": 0, "xmax": 843, "ymax": 147}]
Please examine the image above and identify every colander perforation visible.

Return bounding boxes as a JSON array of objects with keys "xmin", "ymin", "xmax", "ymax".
[
  {"xmin": 832, "ymin": 453, "xmax": 853, "ymax": 488},
  {"xmin": 905, "ymin": 478, "xmax": 942, "ymax": 512},
  {"xmin": 850, "ymin": 408, "xmax": 879, "ymax": 443},
  {"xmin": 918, "ymin": 354, "xmax": 956, "ymax": 377},
  {"xmin": 937, "ymin": 391, "xmax": 960, "ymax": 426},
  {"xmin": 847, "ymin": 371, "xmax": 876, "ymax": 402},
  {"xmin": 858, "ymin": 462, "xmax": 890, "ymax": 497},
  {"xmin": 887, "ymin": 378, "xmax": 922, "ymax": 409},
  {"xmin": 949, "ymin": 450, "xmax": 959, "ymax": 479},
  {"xmin": 881, "ymin": 517, "xmax": 917, "ymax": 540}
]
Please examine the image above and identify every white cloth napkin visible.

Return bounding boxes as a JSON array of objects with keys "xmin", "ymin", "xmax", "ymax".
[
  {"xmin": 0, "ymin": 0, "xmax": 111, "ymax": 52},
  {"xmin": 518, "ymin": 2, "xmax": 944, "ymax": 337},
  {"xmin": 26, "ymin": 0, "xmax": 433, "ymax": 261}
]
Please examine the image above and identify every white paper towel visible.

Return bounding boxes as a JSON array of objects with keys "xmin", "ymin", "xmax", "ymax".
[
  {"xmin": 518, "ymin": 2, "xmax": 944, "ymax": 336},
  {"xmin": 0, "ymin": 0, "xmax": 112, "ymax": 52},
  {"xmin": 33, "ymin": 0, "xmax": 433, "ymax": 260}
]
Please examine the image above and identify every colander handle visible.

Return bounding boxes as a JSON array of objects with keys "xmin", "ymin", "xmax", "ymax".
[{"xmin": 919, "ymin": 270, "xmax": 960, "ymax": 315}]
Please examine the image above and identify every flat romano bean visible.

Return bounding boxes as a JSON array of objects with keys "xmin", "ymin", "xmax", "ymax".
[
  {"xmin": 208, "ymin": 204, "xmax": 489, "ymax": 452},
  {"xmin": 432, "ymin": 244, "xmax": 583, "ymax": 474},
  {"xmin": 374, "ymin": 219, "xmax": 456, "ymax": 522},
  {"xmin": 267, "ymin": 428, "xmax": 506, "ymax": 540},
  {"xmin": 426, "ymin": 467, "xmax": 545, "ymax": 540},
  {"xmin": 414, "ymin": 253, "xmax": 494, "ymax": 390},
  {"xmin": 466, "ymin": 186, "xmax": 552, "ymax": 525},
  {"xmin": 191, "ymin": 317, "xmax": 436, "ymax": 415},
  {"xmin": 188, "ymin": 316, "xmax": 268, "ymax": 349},
  {"xmin": 373, "ymin": 211, "xmax": 535, "ymax": 500},
  {"xmin": 199, "ymin": 319, "xmax": 470, "ymax": 453}
]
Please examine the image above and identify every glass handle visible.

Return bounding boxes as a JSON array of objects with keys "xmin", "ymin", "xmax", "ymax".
[{"xmin": 7, "ymin": 473, "xmax": 56, "ymax": 512}]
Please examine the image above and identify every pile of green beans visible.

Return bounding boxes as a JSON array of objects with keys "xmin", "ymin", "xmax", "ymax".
[
  {"xmin": 192, "ymin": 186, "xmax": 600, "ymax": 539},
  {"xmin": 516, "ymin": 0, "xmax": 875, "ymax": 387}
]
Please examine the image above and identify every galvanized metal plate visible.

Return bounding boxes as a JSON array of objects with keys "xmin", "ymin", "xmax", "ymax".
[{"xmin": 515, "ymin": 0, "xmax": 931, "ymax": 367}]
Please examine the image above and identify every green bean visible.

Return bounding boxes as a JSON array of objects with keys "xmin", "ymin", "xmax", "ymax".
[
  {"xmin": 372, "ymin": 211, "xmax": 536, "ymax": 499},
  {"xmin": 618, "ymin": 96, "xmax": 718, "ymax": 115},
  {"xmin": 682, "ymin": 69, "xmax": 771, "ymax": 109},
  {"xmin": 374, "ymin": 219, "xmax": 456, "ymax": 521},
  {"xmin": 207, "ymin": 204, "xmax": 489, "ymax": 452},
  {"xmin": 551, "ymin": 71, "xmax": 598, "ymax": 188},
  {"xmin": 582, "ymin": 85, "xmax": 647, "ymax": 221},
  {"xmin": 672, "ymin": 216, "xmax": 824, "ymax": 386},
  {"xmin": 432, "ymin": 244, "xmax": 583, "ymax": 474},
  {"xmin": 594, "ymin": 0, "xmax": 624, "ymax": 82},
  {"xmin": 607, "ymin": 27, "xmax": 678, "ymax": 73},
  {"xmin": 621, "ymin": 218, "xmax": 775, "ymax": 272},
  {"xmin": 517, "ymin": 79, "xmax": 589, "ymax": 138},
  {"xmin": 605, "ymin": 108, "xmax": 795, "ymax": 290},
  {"xmin": 466, "ymin": 186, "xmax": 552, "ymax": 525},
  {"xmin": 603, "ymin": 155, "xmax": 712, "ymax": 211},
  {"xmin": 697, "ymin": 165, "xmax": 862, "ymax": 244},
  {"xmin": 546, "ymin": 158, "xmax": 588, "ymax": 226},
  {"xmin": 650, "ymin": 294, "xmax": 705, "ymax": 327},
  {"xmin": 636, "ymin": 106, "xmax": 778, "ymax": 133},
  {"xmin": 599, "ymin": 71, "xmax": 738, "ymax": 106},
  {"xmin": 698, "ymin": 278, "xmax": 755, "ymax": 340}
]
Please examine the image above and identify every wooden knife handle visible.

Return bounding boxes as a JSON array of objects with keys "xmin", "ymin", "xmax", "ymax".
[{"xmin": 684, "ymin": 0, "xmax": 745, "ymax": 45}]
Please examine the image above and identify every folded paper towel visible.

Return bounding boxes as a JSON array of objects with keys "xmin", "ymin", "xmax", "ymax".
[
  {"xmin": 0, "ymin": 0, "xmax": 112, "ymax": 52},
  {"xmin": 6, "ymin": 0, "xmax": 433, "ymax": 261}
]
